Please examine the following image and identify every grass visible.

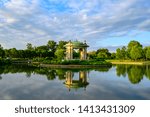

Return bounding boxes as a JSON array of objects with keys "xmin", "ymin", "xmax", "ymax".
[
  {"xmin": 32, "ymin": 59, "xmax": 112, "ymax": 68},
  {"xmin": 60, "ymin": 59, "xmax": 111, "ymax": 65},
  {"xmin": 107, "ymin": 60, "xmax": 150, "ymax": 65}
]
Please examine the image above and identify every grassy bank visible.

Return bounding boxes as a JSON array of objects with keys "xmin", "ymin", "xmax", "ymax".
[
  {"xmin": 35, "ymin": 59, "xmax": 112, "ymax": 65},
  {"xmin": 32, "ymin": 59, "xmax": 112, "ymax": 68},
  {"xmin": 107, "ymin": 60, "xmax": 150, "ymax": 65},
  {"xmin": 38, "ymin": 64, "xmax": 112, "ymax": 68}
]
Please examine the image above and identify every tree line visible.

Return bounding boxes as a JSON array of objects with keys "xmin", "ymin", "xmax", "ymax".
[
  {"xmin": 0, "ymin": 40, "xmax": 67, "ymax": 61},
  {"xmin": 0, "ymin": 40, "xmax": 150, "ymax": 61},
  {"xmin": 88, "ymin": 40, "xmax": 150, "ymax": 61}
]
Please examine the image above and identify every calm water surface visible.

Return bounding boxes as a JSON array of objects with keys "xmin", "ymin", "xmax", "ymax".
[{"xmin": 0, "ymin": 64, "xmax": 150, "ymax": 100}]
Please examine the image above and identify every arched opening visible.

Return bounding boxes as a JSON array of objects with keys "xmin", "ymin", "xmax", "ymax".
[{"xmin": 65, "ymin": 40, "xmax": 89, "ymax": 60}]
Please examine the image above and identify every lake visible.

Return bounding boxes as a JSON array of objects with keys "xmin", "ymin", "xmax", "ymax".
[{"xmin": 0, "ymin": 64, "xmax": 150, "ymax": 100}]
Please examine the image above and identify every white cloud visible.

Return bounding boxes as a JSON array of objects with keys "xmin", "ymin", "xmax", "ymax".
[
  {"xmin": 0, "ymin": 0, "xmax": 150, "ymax": 50},
  {"xmin": 138, "ymin": 19, "xmax": 150, "ymax": 31},
  {"xmin": 5, "ymin": 0, "xmax": 38, "ymax": 15}
]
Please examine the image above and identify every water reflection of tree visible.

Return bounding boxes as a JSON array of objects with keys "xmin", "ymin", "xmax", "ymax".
[
  {"xmin": 0, "ymin": 65, "xmax": 36, "ymax": 79},
  {"xmin": 95, "ymin": 66, "xmax": 112, "ymax": 72},
  {"xmin": 145, "ymin": 65, "xmax": 150, "ymax": 80},
  {"xmin": 116, "ymin": 64, "xmax": 126, "ymax": 77},
  {"xmin": 55, "ymin": 69, "xmax": 66, "ymax": 80},
  {"xmin": 0, "ymin": 65, "xmax": 36, "ymax": 74},
  {"xmin": 26, "ymin": 72, "xmax": 31, "ymax": 78},
  {"xmin": 34, "ymin": 68, "xmax": 57, "ymax": 80},
  {"xmin": 116, "ymin": 65, "xmax": 147, "ymax": 84},
  {"xmin": 47, "ymin": 70, "xmax": 56, "ymax": 80},
  {"xmin": 1, "ymin": 64, "xmax": 150, "ymax": 85},
  {"xmin": 128, "ymin": 66, "xmax": 144, "ymax": 84},
  {"xmin": 0, "ymin": 66, "xmax": 4, "ymax": 80}
]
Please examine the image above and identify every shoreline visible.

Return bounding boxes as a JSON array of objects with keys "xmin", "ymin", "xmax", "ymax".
[
  {"xmin": 38, "ymin": 63, "xmax": 112, "ymax": 68},
  {"xmin": 111, "ymin": 62, "xmax": 143, "ymax": 65},
  {"xmin": 109, "ymin": 61, "xmax": 150, "ymax": 65},
  {"xmin": 7, "ymin": 60, "xmax": 150, "ymax": 67}
]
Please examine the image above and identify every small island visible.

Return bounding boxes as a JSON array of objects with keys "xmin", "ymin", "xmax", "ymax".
[{"xmin": 0, "ymin": 40, "xmax": 112, "ymax": 67}]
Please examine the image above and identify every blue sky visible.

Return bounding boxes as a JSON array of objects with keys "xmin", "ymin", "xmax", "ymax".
[{"xmin": 0, "ymin": 0, "xmax": 150, "ymax": 51}]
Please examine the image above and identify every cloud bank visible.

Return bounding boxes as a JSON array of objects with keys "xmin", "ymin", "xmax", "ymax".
[{"xmin": 0, "ymin": 0, "xmax": 150, "ymax": 50}]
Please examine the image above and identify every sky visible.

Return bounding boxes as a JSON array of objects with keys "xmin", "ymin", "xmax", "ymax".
[{"xmin": 0, "ymin": 0, "xmax": 150, "ymax": 51}]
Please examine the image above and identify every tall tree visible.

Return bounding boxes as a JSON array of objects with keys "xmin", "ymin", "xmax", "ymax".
[
  {"xmin": 111, "ymin": 52, "xmax": 116, "ymax": 59},
  {"xmin": 35, "ymin": 45, "xmax": 49, "ymax": 58},
  {"xmin": 0, "ymin": 44, "xmax": 5, "ymax": 58},
  {"xmin": 127, "ymin": 40, "xmax": 142, "ymax": 51},
  {"xmin": 10, "ymin": 48, "xmax": 19, "ymax": 58},
  {"xmin": 116, "ymin": 48, "xmax": 122, "ymax": 60},
  {"xmin": 26, "ymin": 43, "xmax": 34, "ymax": 50},
  {"xmin": 57, "ymin": 40, "xmax": 67, "ymax": 49},
  {"xmin": 88, "ymin": 51, "xmax": 97, "ymax": 59},
  {"xmin": 0, "ymin": 48, "xmax": 5, "ymax": 58},
  {"xmin": 127, "ymin": 40, "xmax": 142, "ymax": 59},
  {"xmin": 96, "ymin": 48, "xmax": 111, "ymax": 59},
  {"xmin": 146, "ymin": 47, "xmax": 150, "ymax": 60},
  {"xmin": 116, "ymin": 47, "xmax": 127, "ymax": 60},
  {"xmin": 121, "ymin": 46, "xmax": 127, "ymax": 60},
  {"xmin": 55, "ymin": 49, "xmax": 65, "ymax": 60},
  {"xmin": 130, "ymin": 46, "xmax": 143, "ymax": 61},
  {"xmin": 4, "ymin": 49, "xmax": 10, "ymax": 58},
  {"xmin": 47, "ymin": 40, "xmax": 57, "ymax": 52},
  {"xmin": 143, "ymin": 47, "xmax": 148, "ymax": 60}
]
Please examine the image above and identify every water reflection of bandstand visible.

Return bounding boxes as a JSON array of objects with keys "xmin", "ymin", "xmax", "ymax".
[{"xmin": 64, "ymin": 71, "xmax": 89, "ymax": 91}]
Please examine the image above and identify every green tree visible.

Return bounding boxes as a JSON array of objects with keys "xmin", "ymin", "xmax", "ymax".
[
  {"xmin": 10, "ymin": 48, "xmax": 19, "ymax": 58},
  {"xmin": 55, "ymin": 49, "xmax": 65, "ymax": 60},
  {"xmin": 35, "ymin": 45, "xmax": 49, "ymax": 58},
  {"xmin": 127, "ymin": 40, "xmax": 142, "ymax": 59},
  {"xmin": 36, "ymin": 45, "xmax": 48, "ymax": 51},
  {"xmin": 121, "ymin": 46, "xmax": 127, "ymax": 59},
  {"xmin": 57, "ymin": 40, "xmax": 67, "ymax": 49},
  {"xmin": 0, "ymin": 45, "xmax": 5, "ymax": 58},
  {"xmin": 143, "ymin": 47, "xmax": 148, "ymax": 60},
  {"xmin": 111, "ymin": 53, "xmax": 116, "ymax": 59},
  {"xmin": 130, "ymin": 46, "xmax": 143, "ymax": 61},
  {"xmin": 116, "ymin": 48, "xmax": 123, "ymax": 60},
  {"xmin": 116, "ymin": 46, "xmax": 127, "ymax": 60},
  {"xmin": 47, "ymin": 40, "xmax": 57, "ymax": 52},
  {"xmin": 17, "ymin": 50, "xmax": 26, "ymax": 58},
  {"xmin": 26, "ymin": 43, "xmax": 34, "ymax": 50},
  {"xmin": 127, "ymin": 40, "xmax": 142, "ymax": 51},
  {"xmin": 96, "ymin": 48, "xmax": 111, "ymax": 59},
  {"xmin": 4, "ymin": 49, "xmax": 10, "ymax": 58},
  {"xmin": 88, "ymin": 51, "xmax": 97, "ymax": 59},
  {"xmin": 146, "ymin": 47, "xmax": 150, "ymax": 60},
  {"xmin": 24, "ymin": 50, "xmax": 36, "ymax": 59}
]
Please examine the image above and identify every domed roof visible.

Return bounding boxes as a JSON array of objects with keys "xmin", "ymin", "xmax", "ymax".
[
  {"xmin": 72, "ymin": 40, "xmax": 89, "ymax": 48},
  {"xmin": 64, "ymin": 40, "xmax": 89, "ymax": 49}
]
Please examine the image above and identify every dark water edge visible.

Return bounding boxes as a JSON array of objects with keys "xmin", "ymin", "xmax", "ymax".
[
  {"xmin": 0, "ymin": 64, "xmax": 150, "ymax": 100},
  {"xmin": 39, "ymin": 63, "xmax": 112, "ymax": 68}
]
